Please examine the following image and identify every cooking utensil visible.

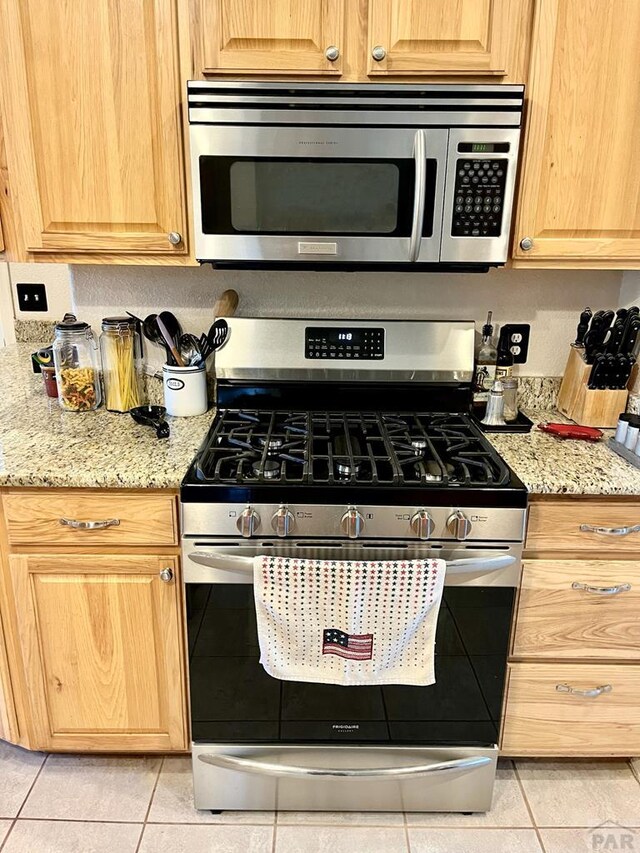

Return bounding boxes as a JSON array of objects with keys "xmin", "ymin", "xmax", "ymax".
[
  {"xmin": 179, "ymin": 333, "xmax": 204, "ymax": 366},
  {"xmin": 213, "ymin": 289, "xmax": 239, "ymax": 319},
  {"xmin": 142, "ymin": 313, "xmax": 174, "ymax": 363},
  {"xmin": 584, "ymin": 310, "xmax": 613, "ymax": 363},
  {"xmin": 156, "ymin": 314, "xmax": 185, "ymax": 367},
  {"xmin": 605, "ymin": 318, "xmax": 626, "ymax": 354},
  {"xmin": 617, "ymin": 354, "xmax": 636, "ymax": 390},
  {"xmin": 574, "ymin": 307, "xmax": 592, "ymax": 346},
  {"xmin": 587, "ymin": 353, "xmax": 607, "ymax": 389},
  {"xmin": 620, "ymin": 316, "xmax": 640, "ymax": 357},
  {"xmin": 207, "ymin": 318, "xmax": 229, "ymax": 354},
  {"xmin": 130, "ymin": 405, "xmax": 170, "ymax": 439},
  {"xmin": 158, "ymin": 311, "xmax": 182, "ymax": 344},
  {"xmin": 538, "ymin": 422, "xmax": 603, "ymax": 441}
]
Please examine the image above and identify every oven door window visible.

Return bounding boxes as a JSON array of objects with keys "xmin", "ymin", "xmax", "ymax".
[
  {"xmin": 199, "ymin": 157, "xmax": 437, "ymax": 238},
  {"xmin": 187, "ymin": 583, "xmax": 513, "ymax": 746}
]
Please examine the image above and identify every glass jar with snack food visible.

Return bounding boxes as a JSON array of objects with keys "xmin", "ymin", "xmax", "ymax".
[
  {"xmin": 52, "ymin": 314, "xmax": 102, "ymax": 412},
  {"xmin": 99, "ymin": 316, "xmax": 144, "ymax": 413}
]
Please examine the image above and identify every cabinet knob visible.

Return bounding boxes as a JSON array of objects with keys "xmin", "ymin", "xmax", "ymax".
[
  {"xmin": 159, "ymin": 568, "xmax": 174, "ymax": 583},
  {"xmin": 372, "ymin": 45, "xmax": 387, "ymax": 61},
  {"xmin": 325, "ymin": 45, "xmax": 340, "ymax": 61},
  {"xmin": 168, "ymin": 231, "xmax": 182, "ymax": 245},
  {"xmin": 519, "ymin": 236, "xmax": 534, "ymax": 251}
]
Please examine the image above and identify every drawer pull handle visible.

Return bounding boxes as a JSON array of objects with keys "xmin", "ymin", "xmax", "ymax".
[
  {"xmin": 580, "ymin": 523, "xmax": 640, "ymax": 537},
  {"xmin": 59, "ymin": 517, "xmax": 120, "ymax": 531},
  {"xmin": 556, "ymin": 683, "xmax": 612, "ymax": 698},
  {"xmin": 572, "ymin": 581, "xmax": 631, "ymax": 596}
]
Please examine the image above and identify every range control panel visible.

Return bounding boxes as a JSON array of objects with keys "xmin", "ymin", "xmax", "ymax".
[{"xmin": 305, "ymin": 327, "xmax": 385, "ymax": 360}]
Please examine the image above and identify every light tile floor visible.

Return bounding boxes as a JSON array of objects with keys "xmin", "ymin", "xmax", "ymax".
[{"xmin": 1, "ymin": 742, "xmax": 640, "ymax": 852}]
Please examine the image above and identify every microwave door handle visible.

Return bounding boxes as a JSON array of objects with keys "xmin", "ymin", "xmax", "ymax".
[{"xmin": 409, "ymin": 129, "xmax": 427, "ymax": 262}]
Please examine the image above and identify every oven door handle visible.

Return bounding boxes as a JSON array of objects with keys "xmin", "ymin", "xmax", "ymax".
[
  {"xmin": 197, "ymin": 752, "xmax": 491, "ymax": 780},
  {"xmin": 188, "ymin": 552, "xmax": 515, "ymax": 574},
  {"xmin": 409, "ymin": 129, "xmax": 427, "ymax": 262}
]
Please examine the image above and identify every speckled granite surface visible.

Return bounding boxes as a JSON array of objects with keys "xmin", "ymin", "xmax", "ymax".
[
  {"xmin": 488, "ymin": 410, "xmax": 640, "ymax": 496},
  {"xmin": 0, "ymin": 344, "xmax": 214, "ymax": 489},
  {"xmin": 13, "ymin": 320, "xmax": 57, "ymax": 344},
  {"xmin": 1, "ymin": 342, "xmax": 639, "ymax": 494}
]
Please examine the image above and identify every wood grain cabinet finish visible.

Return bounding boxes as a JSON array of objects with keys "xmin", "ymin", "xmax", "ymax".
[
  {"xmin": 196, "ymin": 0, "xmax": 346, "ymax": 75},
  {"xmin": 0, "ymin": 611, "xmax": 18, "ymax": 743},
  {"xmin": 0, "ymin": 0, "xmax": 187, "ymax": 256},
  {"xmin": 513, "ymin": 560, "xmax": 640, "ymax": 659},
  {"xmin": 502, "ymin": 662, "xmax": 640, "ymax": 756},
  {"xmin": 366, "ymin": 0, "xmax": 529, "ymax": 78},
  {"xmin": 8, "ymin": 553, "xmax": 187, "ymax": 751},
  {"xmin": 526, "ymin": 500, "xmax": 640, "ymax": 554},
  {"xmin": 2, "ymin": 492, "xmax": 179, "ymax": 548},
  {"xmin": 514, "ymin": 0, "xmax": 640, "ymax": 266}
]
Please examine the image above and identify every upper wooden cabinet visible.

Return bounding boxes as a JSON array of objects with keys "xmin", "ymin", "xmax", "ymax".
[
  {"xmin": 189, "ymin": 0, "xmax": 532, "ymax": 83},
  {"xmin": 0, "ymin": 0, "xmax": 188, "ymax": 257},
  {"xmin": 366, "ymin": 0, "xmax": 530, "ymax": 78},
  {"xmin": 197, "ymin": 0, "xmax": 346, "ymax": 75},
  {"xmin": 514, "ymin": 0, "xmax": 640, "ymax": 266}
]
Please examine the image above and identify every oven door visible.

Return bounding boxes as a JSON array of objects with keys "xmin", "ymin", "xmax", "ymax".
[
  {"xmin": 190, "ymin": 125, "xmax": 448, "ymax": 264},
  {"xmin": 183, "ymin": 539, "xmax": 517, "ymax": 810}
]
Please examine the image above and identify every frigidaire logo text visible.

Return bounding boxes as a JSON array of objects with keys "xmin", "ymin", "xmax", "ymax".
[
  {"xmin": 299, "ymin": 140, "xmax": 338, "ymax": 145},
  {"xmin": 332, "ymin": 724, "xmax": 359, "ymax": 730}
]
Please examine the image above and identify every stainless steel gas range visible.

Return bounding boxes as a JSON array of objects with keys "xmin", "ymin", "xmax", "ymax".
[{"xmin": 181, "ymin": 318, "xmax": 527, "ymax": 814}]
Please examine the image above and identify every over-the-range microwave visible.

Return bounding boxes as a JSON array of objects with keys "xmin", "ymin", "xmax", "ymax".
[{"xmin": 187, "ymin": 81, "xmax": 524, "ymax": 271}]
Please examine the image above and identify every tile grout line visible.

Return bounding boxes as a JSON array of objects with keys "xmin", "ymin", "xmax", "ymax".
[
  {"xmin": 0, "ymin": 751, "xmax": 49, "ymax": 853},
  {"xmin": 135, "ymin": 756, "xmax": 165, "ymax": 853},
  {"xmin": 403, "ymin": 810, "xmax": 412, "ymax": 853},
  {"xmin": 271, "ymin": 819, "xmax": 277, "ymax": 853},
  {"xmin": 513, "ymin": 761, "xmax": 547, "ymax": 853}
]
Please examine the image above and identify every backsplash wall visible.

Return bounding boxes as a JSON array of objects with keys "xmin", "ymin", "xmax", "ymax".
[{"xmin": 70, "ymin": 265, "xmax": 622, "ymax": 376}]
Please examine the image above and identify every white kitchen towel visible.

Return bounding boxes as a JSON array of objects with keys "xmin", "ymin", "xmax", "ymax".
[{"xmin": 253, "ymin": 555, "xmax": 446, "ymax": 686}]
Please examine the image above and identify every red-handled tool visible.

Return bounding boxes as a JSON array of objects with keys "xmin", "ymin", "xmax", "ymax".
[{"xmin": 538, "ymin": 422, "xmax": 604, "ymax": 441}]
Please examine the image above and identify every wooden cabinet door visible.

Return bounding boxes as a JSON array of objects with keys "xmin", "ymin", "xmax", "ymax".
[
  {"xmin": 9, "ymin": 554, "xmax": 187, "ymax": 751},
  {"xmin": 197, "ymin": 0, "xmax": 346, "ymax": 75},
  {"xmin": 366, "ymin": 0, "xmax": 528, "ymax": 78},
  {"xmin": 0, "ymin": 612, "xmax": 18, "ymax": 743},
  {"xmin": 0, "ymin": 0, "xmax": 187, "ymax": 256},
  {"xmin": 513, "ymin": 0, "xmax": 640, "ymax": 265}
]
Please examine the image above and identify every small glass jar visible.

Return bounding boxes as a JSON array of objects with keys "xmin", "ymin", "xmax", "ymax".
[
  {"xmin": 501, "ymin": 376, "xmax": 519, "ymax": 422},
  {"xmin": 100, "ymin": 317, "xmax": 144, "ymax": 413},
  {"xmin": 53, "ymin": 315, "xmax": 102, "ymax": 412}
]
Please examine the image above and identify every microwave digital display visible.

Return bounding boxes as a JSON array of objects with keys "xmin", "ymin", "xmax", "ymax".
[
  {"xmin": 458, "ymin": 142, "xmax": 511, "ymax": 154},
  {"xmin": 305, "ymin": 327, "xmax": 384, "ymax": 360}
]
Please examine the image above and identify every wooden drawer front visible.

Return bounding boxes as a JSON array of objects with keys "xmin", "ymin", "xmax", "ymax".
[
  {"xmin": 526, "ymin": 501, "xmax": 640, "ymax": 553},
  {"xmin": 502, "ymin": 663, "xmax": 640, "ymax": 756},
  {"xmin": 513, "ymin": 560, "xmax": 640, "ymax": 659},
  {"xmin": 3, "ymin": 493, "xmax": 178, "ymax": 547}
]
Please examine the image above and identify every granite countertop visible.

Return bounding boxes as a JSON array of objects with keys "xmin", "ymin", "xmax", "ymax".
[
  {"xmin": 1, "ymin": 343, "xmax": 640, "ymax": 495},
  {"xmin": 489, "ymin": 411, "xmax": 640, "ymax": 496},
  {"xmin": 0, "ymin": 344, "xmax": 214, "ymax": 489}
]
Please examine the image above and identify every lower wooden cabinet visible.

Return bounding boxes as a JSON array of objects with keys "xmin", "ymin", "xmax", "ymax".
[
  {"xmin": 0, "ymin": 611, "xmax": 18, "ymax": 743},
  {"xmin": 8, "ymin": 553, "xmax": 187, "ymax": 751},
  {"xmin": 502, "ymin": 662, "xmax": 640, "ymax": 757}
]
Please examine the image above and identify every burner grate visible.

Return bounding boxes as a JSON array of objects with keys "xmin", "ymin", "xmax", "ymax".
[{"xmin": 194, "ymin": 409, "xmax": 510, "ymax": 487}]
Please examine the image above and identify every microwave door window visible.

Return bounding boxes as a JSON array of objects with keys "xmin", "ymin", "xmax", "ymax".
[{"xmin": 199, "ymin": 157, "xmax": 433, "ymax": 238}]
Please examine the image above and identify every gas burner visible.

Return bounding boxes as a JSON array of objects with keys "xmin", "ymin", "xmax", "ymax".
[
  {"xmin": 335, "ymin": 460, "xmax": 361, "ymax": 479},
  {"xmin": 258, "ymin": 436, "xmax": 284, "ymax": 452},
  {"xmin": 252, "ymin": 459, "xmax": 281, "ymax": 480},
  {"xmin": 410, "ymin": 437, "xmax": 428, "ymax": 453}
]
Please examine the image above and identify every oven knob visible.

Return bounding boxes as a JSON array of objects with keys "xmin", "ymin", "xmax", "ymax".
[
  {"xmin": 271, "ymin": 505, "xmax": 295, "ymax": 537},
  {"xmin": 410, "ymin": 509, "xmax": 434, "ymax": 540},
  {"xmin": 237, "ymin": 506, "xmax": 260, "ymax": 538},
  {"xmin": 447, "ymin": 510, "xmax": 472, "ymax": 541},
  {"xmin": 341, "ymin": 506, "xmax": 364, "ymax": 539}
]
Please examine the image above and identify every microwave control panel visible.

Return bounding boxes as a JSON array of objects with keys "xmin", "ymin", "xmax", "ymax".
[
  {"xmin": 451, "ymin": 142, "xmax": 510, "ymax": 238},
  {"xmin": 305, "ymin": 327, "xmax": 385, "ymax": 360}
]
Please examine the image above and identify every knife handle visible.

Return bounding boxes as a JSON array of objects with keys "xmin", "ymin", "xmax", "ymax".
[{"xmin": 575, "ymin": 307, "xmax": 592, "ymax": 345}]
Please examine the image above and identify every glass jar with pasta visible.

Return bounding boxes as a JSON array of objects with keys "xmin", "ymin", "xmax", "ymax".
[
  {"xmin": 99, "ymin": 317, "xmax": 144, "ymax": 413},
  {"xmin": 53, "ymin": 314, "xmax": 102, "ymax": 412}
]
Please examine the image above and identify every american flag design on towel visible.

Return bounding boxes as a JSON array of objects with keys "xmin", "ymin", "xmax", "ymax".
[
  {"xmin": 323, "ymin": 629, "xmax": 373, "ymax": 660},
  {"xmin": 253, "ymin": 556, "xmax": 446, "ymax": 687}
]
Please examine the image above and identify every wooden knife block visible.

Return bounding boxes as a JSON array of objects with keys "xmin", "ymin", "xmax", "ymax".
[{"xmin": 557, "ymin": 346, "xmax": 629, "ymax": 428}]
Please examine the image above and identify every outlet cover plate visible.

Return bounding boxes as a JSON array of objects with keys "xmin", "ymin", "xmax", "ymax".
[{"xmin": 16, "ymin": 282, "xmax": 48, "ymax": 313}]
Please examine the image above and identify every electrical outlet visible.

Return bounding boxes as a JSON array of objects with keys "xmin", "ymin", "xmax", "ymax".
[
  {"xmin": 16, "ymin": 282, "xmax": 48, "ymax": 313},
  {"xmin": 501, "ymin": 323, "xmax": 531, "ymax": 364}
]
